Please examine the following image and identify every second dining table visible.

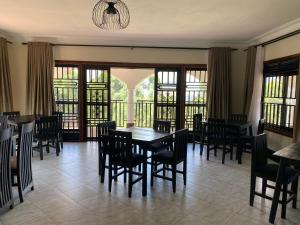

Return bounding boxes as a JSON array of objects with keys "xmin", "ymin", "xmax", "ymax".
[{"xmin": 116, "ymin": 127, "xmax": 173, "ymax": 196}]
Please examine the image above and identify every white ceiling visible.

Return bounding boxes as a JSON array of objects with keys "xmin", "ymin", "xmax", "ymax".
[{"xmin": 1, "ymin": 0, "xmax": 300, "ymax": 47}]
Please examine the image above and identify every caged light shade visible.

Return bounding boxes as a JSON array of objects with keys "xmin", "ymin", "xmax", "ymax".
[{"xmin": 92, "ymin": 0, "xmax": 130, "ymax": 30}]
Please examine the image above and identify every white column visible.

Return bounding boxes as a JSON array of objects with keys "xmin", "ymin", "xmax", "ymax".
[{"xmin": 127, "ymin": 88, "xmax": 135, "ymax": 127}]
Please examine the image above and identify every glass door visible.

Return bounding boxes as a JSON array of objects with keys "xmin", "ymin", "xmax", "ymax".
[
  {"xmin": 84, "ymin": 66, "xmax": 111, "ymax": 140},
  {"xmin": 154, "ymin": 68, "xmax": 179, "ymax": 131}
]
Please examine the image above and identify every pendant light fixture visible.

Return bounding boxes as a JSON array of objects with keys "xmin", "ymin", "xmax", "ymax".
[{"xmin": 92, "ymin": 0, "xmax": 130, "ymax": 30}]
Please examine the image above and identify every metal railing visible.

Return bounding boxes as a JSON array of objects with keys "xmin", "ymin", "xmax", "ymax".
[
  {"xmin": 135, "ymin": 100, "xmax": 154, "ymax": 128},
  {"xmin": 262, "ymin": 102, "xmax": 295, "ymax": 132},
  {"xmin": 111, "ymin": 100, "xmax": 127, "ymax": 128}
]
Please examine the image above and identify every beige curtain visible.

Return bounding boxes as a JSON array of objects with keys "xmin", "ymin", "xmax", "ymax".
[
  {"xmin": 242, "ymin": 46, "xmax": 257, "ymax": 116},
  {"xmin": 248, "ymin": 46, "xmax": 264, "ymax": 134},
  {"xmin": 0, "ymin": 37, "xmax": 13, "ymax": 112},
  {"xmin": 207, "ymin": 47, "xmax": 231, "ymax": 120},
  {"xmin": 26, "ymin": 42, "xmax": 55, "ymax": 115},
  {"xmin": 293, "ymin": 61, "xmax": 300, "ymax": 143}
]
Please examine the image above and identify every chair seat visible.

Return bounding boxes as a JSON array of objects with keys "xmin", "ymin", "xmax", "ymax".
[
  {"xmin": 148, "ymin": 142, "xmax": 168, "ymax": 151},
  {"xmin": 153, "ymin": 150, "xmax": 174, "ymax": 164},
  {"xmin": 112, "ymin": 153, "xmax": 145, "ymax": 167},
  {"xmin": 256, "ymin": 164, "xmax": 299, "ymax": 182},
  {"xmin": 10, "ymin": 157, "xmax": 17, "ymax": 170}
]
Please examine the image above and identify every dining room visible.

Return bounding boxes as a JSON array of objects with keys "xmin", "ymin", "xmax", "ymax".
[{"xmin": 0, "ymin": 1, "xmax": 300, "ymax": 225}]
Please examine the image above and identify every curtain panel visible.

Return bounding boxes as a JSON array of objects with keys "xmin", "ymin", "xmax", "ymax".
[
  {"xmin": 293, "ymin": 61, "xmax": 300, "ymax": 143},
  {"xmin": 243, "ymin": 46, "xmax": 257, "ymax": 116},
  {"xmin": 207, "ymin": 47, "xmax": 231, "ymax": 120},
  {"xmin": 26, "ymin": 42, "xmax": 55, "ymax": 115},
  {"xmin": 247, "ymin": 46, "xmax": 264, "ymax": 134},
  {"xmin": 0, "ymin": 37, "xmax": 13, "ymax": 112}
]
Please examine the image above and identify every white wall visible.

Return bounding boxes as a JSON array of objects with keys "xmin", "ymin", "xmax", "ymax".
[{"xmin": 262, "ymin": 33, "xmax": 300, "ymax": 149}]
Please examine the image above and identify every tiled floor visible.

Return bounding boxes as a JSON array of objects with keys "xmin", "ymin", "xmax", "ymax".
[{"xmin": 0, "ymin": 143, "xmax": 299, "ymax": 225}]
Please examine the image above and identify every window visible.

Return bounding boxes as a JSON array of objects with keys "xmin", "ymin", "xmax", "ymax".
[
  {"xmin": 53, "ymin": 65, "xmax": 79, "ymax": 140},
  {"xmin": 185, "ymin": 68, "xmax": 208, "ymax": 130},
  {"xmin": 262, "ymin": 57, "xmax": 299, "ymax": 135}
]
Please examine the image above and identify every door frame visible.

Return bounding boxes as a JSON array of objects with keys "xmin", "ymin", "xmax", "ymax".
[{"xmin": 55, "ymin": 60, "xmax": 206, "ymax": 141}]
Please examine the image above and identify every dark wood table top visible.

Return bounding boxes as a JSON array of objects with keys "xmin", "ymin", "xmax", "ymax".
[
  {"xmin": 8, "ymin": 115, "xmax": 39, "ymax": 126},
  {"xmin": 116, "ymin": 127, "xmax": 173, "ymax": 145},
  {"xmin": 273, "ymin": 143, "xmax": 300, "ymax": 163},
  {"xmin": 202, "ymin": 120, "xmax": 252, "ymax": 127}
]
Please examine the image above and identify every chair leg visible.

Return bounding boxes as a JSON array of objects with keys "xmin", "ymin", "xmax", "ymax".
[
  {"xmin": 183, "ymin": 159, "xmax": 187, "ymax": 185},
  {"xmin": 123, "ymin": 167, "xmax": 127, "ymax": 183},
  {"xmin": 192, "ymin": 138, "xmax": 195, "ymax": 151},
  {"xmin": 172, "ymin": 165, "xmax": 176, "ymax": 193},
  {"xmin": 281, "ymin": 183, "xmax": 288, "ymax": 219},
  {"xmin": 17, "ymin": 173, "xmax": 24, "ymax": 203},
  {"xmin": 262, "ymin": 178, "xmax": 267, "ymax": 195},
  {"xmin": 108, "ymin": 163, "xmax": 112, "ymax": 192},
  {"xmin": 39, "ymin": 141, "xmax": 43, "ymax": 160},
  {"xmin": 163, "ymin": 164, "xmax": 166, "ymax": 177},
  {"xmin": 200, "ymin": 142, "xmax": 204, "ymax": 156},
  {"xmin": 214, "ymin": 145, "xmax": 217, "ymax": 156},
  {"xmin": 291, "ymin": 177, "xmax": 298, "ymax": 209},
  {"xmin": 128, "ymin": 167, "xmax": 133, "ymax": 198},
  {"xmin": 60, "ymin": 138, "xmax": 63, "ymax": 149},
  {"xmin": 222, "ymin": 145, "xmax": 226, "ymax": 164},
  {"xmin": 207, "ymin": 145, "xmax": 210, "ymax": 160},
  {"xmin": 230, "ymin": 144, "xmax": 233, "ymax": 160},
  {"xmin": 98, "ymin": 151, "xmax": 103, "ymax": 176},
  {"xmin": 250, "ymin": 174, "xmax": 256, "ymax": 206},
  {"xmin": 150, "ymin": 158, "xmax": 154, "ymax": 187},
  {"xmin": 101, "ymin": 154, "xmax": 106, "ymax": 183},
  {"xmin": 114, "ymin": 165, "xmax": 118, "ymax": 181},
  {"xmin": 56, "ymin": 140, "xmax": 60, "ymax": 156}
]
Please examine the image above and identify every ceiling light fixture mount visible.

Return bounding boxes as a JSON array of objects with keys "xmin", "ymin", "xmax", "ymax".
[{"xmin": 92, "ymin": 0, "xmax": 130, "ymax": 30}]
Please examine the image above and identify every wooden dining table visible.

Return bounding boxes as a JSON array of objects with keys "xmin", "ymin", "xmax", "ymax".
[
  {"xmin": 116, "ymin": 127, "xmax": 173, "ymax": 196},
  {"xmin": 269, "ymin": 143, "xmax": 300, "ymax": 224}
]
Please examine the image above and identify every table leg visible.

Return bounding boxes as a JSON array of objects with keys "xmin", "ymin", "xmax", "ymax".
[
  {"xmin": 249, "ymin": 125, "xmax": 253, "ymax": 136},
  {"xmin": 269, "ymin": 159, "xmax": 286, "ymax": 224},
  {"xmin": 142, "ymin": 145, "xmax": 147, "ymax": 197}
]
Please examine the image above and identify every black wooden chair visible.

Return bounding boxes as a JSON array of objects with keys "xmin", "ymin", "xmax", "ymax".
[
  {"xmin": 250, "ymin": 134, "xmax": 299, "ymax": 219},
  {"xmin": 11, "ymin": 122, "xmax": 35, "ymax": 203},
  {"xmin": 33, "ymin": 116, "xmax": 60, "ymax": 160},
  {"xmin": 97, "ymin": 121, "xmax": 116, "ymax": 183},
  {"xmin": 237, "ymin": 119, "xmax": 266, "ymax": 164},
  {"xmin": 0, "ymin": 128, "xmax": 14, "ymax": 212},
  {"xmin": 192, "ymin": 114, "xmax": 203, "ymax": 152},
  {"xmin": 3, "ymin": 111, "xmax": 20, "ymax": 118},
  {"xmin": 0, "ymin": 115, "xmax": 8, "ymax": 129},
  {"xmin": 151, "ymin": 129, "xmax": 188, "ymax": 193},
  {"xmin": 149, "ymin": 120, "xmax": 171, "ymax": 151},
  {"xmin": 205, "ymin": 118, "xmax": 232, "ymax": 164},
  {"xmin": 52, "ymin": 111, "xmax": 63, "ymax": 150},
  {"xmin": 228, "ymin": 114, "xmax": 247, "ymax": 123},
  {"xmin": 108, "ymin": 130, "xmax": 146, "ymax": 198}
]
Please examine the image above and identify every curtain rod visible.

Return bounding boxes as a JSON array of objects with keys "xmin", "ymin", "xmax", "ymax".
[
  {"xmin": 244, "ymin": 29, "xmax": 300, "ymax": 51},
  {"xmin": 21, "ymin": 42, "xmax": 237, "ymax": 51}
]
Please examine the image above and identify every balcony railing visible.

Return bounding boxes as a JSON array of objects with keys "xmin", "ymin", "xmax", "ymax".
[
  {"xmin": 135, "ymin": 100, "xmax": 154, "ymax": 128},
  {"xmin": 111, "ymin": 100, "xmax": 128, "ymax": 128},
  {"xmin": 263, "ymin": 102, "xmax": 295, "ymax": 133}
]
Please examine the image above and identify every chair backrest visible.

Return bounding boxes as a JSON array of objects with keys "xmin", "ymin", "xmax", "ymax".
[
  {"xmin": 252, "ymin": 133, "xmax": 268, "ymax": 171},
  {"xmin": 52, "ymin": 111, "xmax": 63, "ymax": 132},
  {"xmin": 36, "ymin": 116, "xmax": 59, "ymax": 140},
  {"xmin": 3, "ymin": 111, "xmax": 20, "ymax": 119},
  {"xmin": 109, "ymin": 130, "xmax": 133, "ymax": 164},
  {"xmin": 97, "ymin": 121, "xmax": 116, "ymax": 151},
  {"xmin": 193, "ymin": 114, "xmax": 202, "ymax": 132},
  {"xmin": 173, "ymin": 129, "xmax": 188, "ymax": 162},
  {"xmin": 0, "ymin": 128, "xmax": 13, "ymax": 208},
  {"xmin": 153, "ymin": 120, "xmax": 171, "ymax": 133},
  {"xmin": 17, "ymin": 122, "xmax": 34, "ymax": 191},
  {"xmin": 0, "ymin": 116, "xmax": 8, "ymax": 129},
  {"xmin": 206, "ymin": 118, "xmax": 226, "ymax": 139},
  {"xmin": 257, "ymin": 119, "xmax": 265, "ymax": 135},
  {"xmin": 228, "ymin": 114, "xmax": 247, "ymax": 123}
]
